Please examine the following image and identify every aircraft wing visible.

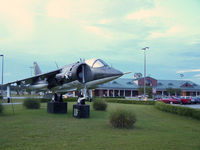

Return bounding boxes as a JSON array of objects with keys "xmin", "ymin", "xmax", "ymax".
[{"xmin": 6, "ymin": 69, "xmax": 62, "ymax": 85}]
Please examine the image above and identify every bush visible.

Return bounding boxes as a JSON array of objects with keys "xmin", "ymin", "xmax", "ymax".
[
  {"xmin": 93, "ymin": 99, "xmax": 107, "ymax": 111},
  {"xmin": 155, "ymin": 102, "xmax": 200, "ymax": 120},
  {"xmin": 0, "ymin": 103, "xmax": 3, "ymax": 114},
  {"xmin": 97, "ymin": 98, "xmax": 155, "ymax": 105},
  {"xmin": 23, "ymin": 98, "xmax": 40, "ymax": 109},
  {"xmin": 63, "ymin": 97, "xmax": 77, "ymax": 102},
  {"xmin": 109, "ymin": 107, "xmax": 137, "ymax": 128},
  {"xmin": 40, "ymin": 98, "xmax": 50, "ymax": 103}
]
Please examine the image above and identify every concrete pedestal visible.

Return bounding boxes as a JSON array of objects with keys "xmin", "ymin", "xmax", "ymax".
[
  {"xmin": 73, "ymin": 104, "xmax": 90, "ymax": 118},
  {"xmin": 47, "ymin": 102, "xmax": 67, "ymax": 114}
]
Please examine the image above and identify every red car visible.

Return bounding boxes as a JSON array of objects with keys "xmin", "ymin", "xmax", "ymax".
[
  {"xmin": 157, "ymin": 97, "xmax": 180, "ymax": 104},
  {"xmin": 180, "ymin": 96, "xmax": 191, "ymax": 104}
]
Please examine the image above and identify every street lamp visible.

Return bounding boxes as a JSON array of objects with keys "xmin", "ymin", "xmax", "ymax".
[
  {"xmin": 0, "ymin": 54, "xmax": 4, "ymax": 98},
  {"xmin": 141, "ymin": 47, "xmax": 149, "ymax": 99}
]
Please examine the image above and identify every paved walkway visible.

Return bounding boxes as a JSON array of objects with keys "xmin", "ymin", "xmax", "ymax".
[{"xmin": 1, "ymin": 102, "xmax": 22, "ymax": 105}]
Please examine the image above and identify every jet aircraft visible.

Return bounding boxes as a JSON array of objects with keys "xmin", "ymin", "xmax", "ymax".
[{"xmin": 6, "ymin": 58, "xmax": 124, "ymax": 102}]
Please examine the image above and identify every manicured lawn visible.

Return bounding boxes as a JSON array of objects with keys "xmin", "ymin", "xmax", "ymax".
[{"xmin": 0, "ymin": 102, "xmax": 200, "ymax": 150}]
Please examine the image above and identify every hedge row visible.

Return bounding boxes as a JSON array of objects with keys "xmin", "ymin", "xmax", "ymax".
[
  {"xmin": 63, "ymin": 97, "xmax": 77, "ymax": 102},
  {"xmin": 40, "ymin": 97, "xmax": 78, "ymax": 103},
  {"xmin": 95, "ymin": 98, "xmax": 155, "ymax": 105},
  {"xmin": 155, "ymin": 102, "xmax": 200, "ymax": 120},
  {"xmin": 0, "ymin": 103, "xmax": 3, "ymax": 114}
]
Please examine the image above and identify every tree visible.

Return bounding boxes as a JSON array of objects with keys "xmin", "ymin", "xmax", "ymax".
[
  {"xmin": 138, "ymin": 87, "xmax": 153, "ymax": 98},
  {"xmin": 166, "ymin": 88, "xmax": 181, "ymax": 96}
]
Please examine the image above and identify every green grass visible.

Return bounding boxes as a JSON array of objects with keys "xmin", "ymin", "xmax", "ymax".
[{"xmin": 0, "ymin": 102, "xmax": 200, "ymax": 150}]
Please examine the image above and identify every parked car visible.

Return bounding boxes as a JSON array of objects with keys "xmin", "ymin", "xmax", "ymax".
[
  {"xmin": 195, "ymin": 97, "xmax": 200, "ymax": 104},
  {"xmin": 157, "ymin": 96, "xmax": 180, "ymax": 104},
  {"xmin": 63, "ymin": 93, "xmax": 74, "ymax": 98},
  {"xmin": 191, "ymin": 97, "xmax": 200, "ymax": 104},
  {"xmin": 180, "ymin": 96, "xmax": 191, "ymax": 104},
  {"xmin": 138, "ymin": 95, "xmax": 148, "ymax": 100}
]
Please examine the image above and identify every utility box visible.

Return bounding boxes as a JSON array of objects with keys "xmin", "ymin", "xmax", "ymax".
[
  {"xmin": 73, "ymin": 104, "xmax": 90, "ymax": 118},
  {"xmin": 47, "ymin": 102, "xmax": 68, "ymax": 114}
]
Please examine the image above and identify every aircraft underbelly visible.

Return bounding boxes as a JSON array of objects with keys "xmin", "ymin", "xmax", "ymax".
[
  {"xmin": 52, "ymin": 75, "xmax": 120, "ymax": 92},
  {"xmin": 52, "ymin": 80, "xmax": 82, "ymax": 91},
  {"xmin": 86, "ymin": 75, "xmax": 120, "ymax": 88}
]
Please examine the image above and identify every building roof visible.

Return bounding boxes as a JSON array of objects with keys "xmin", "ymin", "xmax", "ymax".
[
  {"xmin": 157, "ymin": 79, "xmax": 200, "ymax": 91},
  {"xmin": 98, "ymin": 78, "xmax": 200, "ymax": 91},
  {"xmin": 98, "ymin": 78, "xmax": 138, "ymax": 90}
]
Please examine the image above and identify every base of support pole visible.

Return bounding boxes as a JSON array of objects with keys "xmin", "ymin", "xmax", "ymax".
[
  {"xmin": 73, "ymin": 104, "xmax": 90, "ymax": 118},
  {"xmin": 47, "ymin": 102, "xmax": 68, "ymax": 114}
]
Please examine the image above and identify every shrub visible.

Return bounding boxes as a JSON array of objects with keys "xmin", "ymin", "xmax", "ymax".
[
  {"xmin": 109, "ymin": 107, "xmax": 137, "ymax": 128},
  {"xmin": 23, "ymin": 98, "xmax": 40, "ymax": 109},
  {"xmin": 155, "ymin": 102, "xmax": 200, "ymax": 120},
  {"xmin": 40, "ymin": 98, "xmax": 50, "ymax": 103},
  {"xmin": 93, "ymin": 99, "xmax": 107, "ymax": 111},
  {"xmin": 98, "ymin": 98, "xmax": 155, "ymax": 105},
  {"xmin": 0, "ymin": 103, "xmax": 3, "ymax": 114},
  {"xmin": 63, "ymin": 97, "xmax": 77, "ymax": 102}
]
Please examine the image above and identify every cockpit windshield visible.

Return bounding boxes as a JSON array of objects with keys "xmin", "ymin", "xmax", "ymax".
[{"xmin": 85, "ymin": 58, "xmax": 108, "ymax": 68}]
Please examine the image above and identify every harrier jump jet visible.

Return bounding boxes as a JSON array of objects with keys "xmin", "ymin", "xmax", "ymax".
[{"xmin": 6, "ymin": 58, "xmax": 124, "ymax": 102}]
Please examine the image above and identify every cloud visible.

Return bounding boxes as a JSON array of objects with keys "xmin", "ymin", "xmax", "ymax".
[
  {"xmin": 126, "ymin": 9, "xmax": 162, "ymax": 20},
  {"xmin": 149, "ymin": 26, "xmax": 185, "ymax": 38},
  {"xmin": 45, "ymin": 0, "xmax": 101, "ymax": 20},
  {"xmin": 98, "ymin": 19, "xmax": 113, "ymax": 25},
  {"xmin": 177, "ymin": 69, "xmax": 200, "ymax": 74},
  {"xmin": 84, "ymin": 25, "xmax": 111, "ymax": 39},
  {"xmin": 194, "ymin": 74, "xmax": 200, "ymax": 78},
  {"xmin": 125, "ymin": 0, "xmax": 200, "ymax": 42},
  {"xmin": 0, "ymin": 0, "xmax": 36, "ymax": 43}
]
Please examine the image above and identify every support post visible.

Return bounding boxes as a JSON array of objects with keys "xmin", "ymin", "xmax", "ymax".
[
  {"xmin": 130, "ymin": 90, "xmax": 132, "ymax": 97},
  {"xmin": 7, "ymin": 85, "xmax": 11, "ymax": 100}
]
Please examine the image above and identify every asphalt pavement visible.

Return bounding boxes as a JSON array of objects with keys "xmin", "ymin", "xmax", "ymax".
[{"xmin": 174, "ymin": 104, "xmax": 200, "ymax": 109}]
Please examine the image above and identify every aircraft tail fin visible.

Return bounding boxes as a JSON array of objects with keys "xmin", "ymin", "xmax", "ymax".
[{"xmin": 33, "ymin": 62, "xmax": 42, "ymax": 76}]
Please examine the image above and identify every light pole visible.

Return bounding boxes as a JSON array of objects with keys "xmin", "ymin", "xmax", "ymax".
[
  {"xmin": 0, "ymin": 54, "xmax": 4, "ymax": 98},
  {"xmin": 141, "ymin": 47, "xmax": 149, "ymax": 99}
]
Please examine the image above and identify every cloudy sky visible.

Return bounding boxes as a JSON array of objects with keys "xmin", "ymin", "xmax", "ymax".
[{"xmin": 0, "ymin": 0, "xmax": 200, "ymax": 84}]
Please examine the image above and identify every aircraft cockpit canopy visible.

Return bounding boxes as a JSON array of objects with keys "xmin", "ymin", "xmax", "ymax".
[{"xmin": 85, "ymin": 58, "xmax": 108, "ymax": 68}]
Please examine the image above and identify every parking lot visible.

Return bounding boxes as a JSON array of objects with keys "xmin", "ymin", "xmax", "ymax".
[{"xmin": 174, "ymin": 104, "xmax": 200, "ymax": 109}]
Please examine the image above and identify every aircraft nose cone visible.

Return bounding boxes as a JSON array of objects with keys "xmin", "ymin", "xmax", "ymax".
[{"xmin": 111, "ymin": 68, "xmax": 123, "ymax": 77}]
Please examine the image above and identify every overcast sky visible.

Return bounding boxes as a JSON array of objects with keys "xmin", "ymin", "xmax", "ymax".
[{"xmin": 0, "ymin": 0, "xmax": 200, "ymax": 84}]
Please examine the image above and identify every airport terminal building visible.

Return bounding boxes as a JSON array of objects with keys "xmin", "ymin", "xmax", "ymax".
[{"xmin": 93, "ymin": 77, "xmax": 200, "ymax": 97}]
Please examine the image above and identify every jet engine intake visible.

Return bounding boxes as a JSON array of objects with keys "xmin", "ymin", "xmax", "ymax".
[
  {"xmin": 55, "ymin": 73, "xmax": 66, "ymax": 85},
  {"xmin": 76, "ymin": 63, "xmax": 93, "ymax": 83}
]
